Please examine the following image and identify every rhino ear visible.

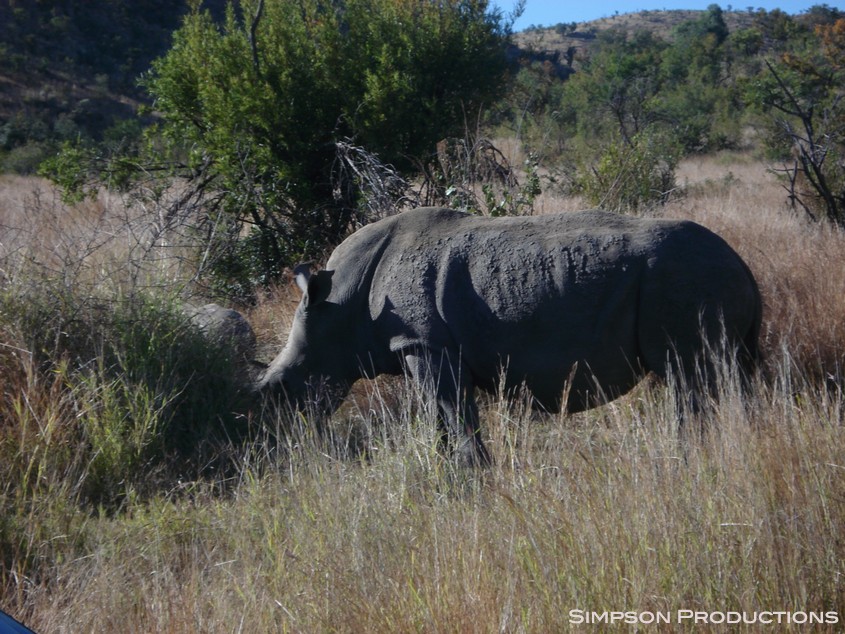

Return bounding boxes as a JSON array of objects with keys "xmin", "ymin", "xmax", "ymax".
[
  {"xmin": 293, "ymin": 262, "xmax": 313, "ymax": 294},
  {"xmin": 305, "ymin": 270, "xmax": 333, "ymax": 307},
  {"xmin": 293, "ymin": 262, "xmax": 332, "ymax": 306}
]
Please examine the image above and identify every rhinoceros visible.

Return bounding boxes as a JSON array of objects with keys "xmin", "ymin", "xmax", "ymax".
[{"xmin": 257, "ymin": 207, "xmax": 761, "ymax": 464}]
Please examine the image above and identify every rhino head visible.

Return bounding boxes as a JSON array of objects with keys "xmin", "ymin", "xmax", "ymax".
[{"xmin": 255, "ymin": 264, "xmax": 356, "ymax": 415}]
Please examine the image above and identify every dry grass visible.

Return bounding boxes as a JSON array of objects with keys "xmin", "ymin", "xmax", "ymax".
[
  {"xmin": 0, "ymin": 174, "xmax": 204, "ymax": 298},
  {"xmin": 10, "ymin": 373, "xmax": 845, "ymax": 633},
  {"xmin": 3, "ymin": 155, "xmax": 845, "ymax": 632}
]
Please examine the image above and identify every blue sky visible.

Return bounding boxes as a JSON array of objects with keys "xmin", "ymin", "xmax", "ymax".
[{"xmin": 492, "ymin": 1, "xmax": 836, "ymax": 30}]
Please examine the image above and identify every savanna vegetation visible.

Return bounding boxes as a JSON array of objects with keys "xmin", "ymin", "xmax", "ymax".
[{"xmin": 2, "ymin": 1, "xmax": 845, "ymax": 631}]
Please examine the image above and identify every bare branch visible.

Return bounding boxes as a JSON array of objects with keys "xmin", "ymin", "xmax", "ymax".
[{"xmin": 249, "ymin": 0, "xmax": 265, "ymax": 75}]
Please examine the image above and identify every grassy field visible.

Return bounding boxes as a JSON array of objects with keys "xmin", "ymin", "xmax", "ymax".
[{"xmin": 2, "ymin": 155, "xmax": 845, "ymax": 632}]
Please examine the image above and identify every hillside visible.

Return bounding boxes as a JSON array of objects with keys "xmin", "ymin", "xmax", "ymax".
[
  {"xmin": 510, "ymin": 7, "xmax": 823, "ymax": 75},
  {"xmin": 0, "ymin": 0, "xmax": 226, "ymax": 172},
  {"xmin": 514, "ymin": 9, "xmax": 758, "ymax": 50},
  {"xmin": 0, "ymin": 6, "xmax": 762, "ymax": 123}
]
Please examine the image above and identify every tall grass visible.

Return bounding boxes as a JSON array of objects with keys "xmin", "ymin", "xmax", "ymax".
[
  {"xmin": 2, "ymin": 159, "xmax": 845, "ymax": 632},
  {"xmin": 8, "ymin": 367, "xmax": 845, "ymax": 632},
  {"xmin": 0, "ymin": 176, "xmax": 253, "ymax": 611}
]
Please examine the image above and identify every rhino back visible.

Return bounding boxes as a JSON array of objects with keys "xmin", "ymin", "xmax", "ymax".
[{"xmin": 363, "ymin": 211, "xmax": 644, "ymax": 395}]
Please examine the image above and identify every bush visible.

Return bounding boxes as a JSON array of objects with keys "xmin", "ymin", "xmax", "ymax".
[
  {"xmin": 417, "ymin": 135, "xmax": 542, "ymax": 217},
  {"xmin": 1, "ymin": 142, "xmax": 52, "ymax": 175},
  {"xmin": 0, "ymin": 283, "xmax": 251, "ymax": 508},
  {"xmin": 134, "ymin": 0, "xmax": 513, "ymax": 288},
  {"xmin": 579, "ymin": 132, "xmax": 679, "ymax": 213}
]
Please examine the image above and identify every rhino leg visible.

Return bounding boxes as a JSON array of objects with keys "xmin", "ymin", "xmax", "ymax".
[
  {"xmin": 641, "ymin": 319, "xmax": 734, "ymax": 431},
  {"xmin": 403, "ymin": 349, "xmax": 491, "ymax": 467}
]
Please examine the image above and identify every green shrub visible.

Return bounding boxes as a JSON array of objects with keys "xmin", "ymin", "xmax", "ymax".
[
  {"xmin": 579, "ymin": 132, "xmax": 679, "ymax": 213},
  {"xmin": 133, "ymin": 0, "xmax": 513, "ymax": 286},
  {"xmin": 1, "ymin": 142, "xmax": 52, "ymax": 175},
  {"xmin": 0, "ymin": 283, "xmax": 251, "ymax": 507}
]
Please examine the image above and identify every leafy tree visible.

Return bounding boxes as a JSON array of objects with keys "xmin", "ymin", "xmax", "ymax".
[
  {"xmin": 530, "ymin": 6, "xmax": 751, "ymax": 163},
  {"xmin": 561, "ymin": 29, "xmax": 667, "ymax": 148},
  {"xmin": 493, "ymin": 60, "xmax": 570, "ymax": 161},
  {"xmin": 62, "ymin": 0, "xmax": 512, "ymax": 295},
  {"xmin": 750, "ymin": 18, "xmax": 845, "ymax": 224},
  {"xmin": 665, "ymin": 4, "xmax": 729, "ymax": 85},
  {"xmin": 749, "ymin": 8, "xmax": 802, "ymax": 53}
]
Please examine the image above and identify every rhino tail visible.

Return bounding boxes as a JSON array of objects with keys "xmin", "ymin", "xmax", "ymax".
[{"xmin": 739, "ymin": 267, "xmax": 763, "ymax": 381}]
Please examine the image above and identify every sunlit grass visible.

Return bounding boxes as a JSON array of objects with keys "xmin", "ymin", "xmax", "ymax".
[{"xmin": 2, "ymin": 156, "xmax": 844, "ymax": 631}]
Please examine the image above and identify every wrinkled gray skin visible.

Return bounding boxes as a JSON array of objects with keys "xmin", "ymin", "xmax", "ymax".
[{"xmin": 257, "ymin": 207, "xmax": 761, "ymax": 465}]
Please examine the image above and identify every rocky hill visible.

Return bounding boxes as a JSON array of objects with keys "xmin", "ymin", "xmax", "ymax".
[
  {"xmin": 514, "ymin": 9, "xmax": 758, "ymax": 50},
  {"xmin": 510, "ymin": 7, "xmax": 817, "ymax": 77}
]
